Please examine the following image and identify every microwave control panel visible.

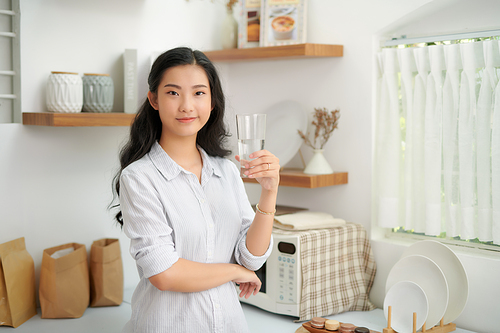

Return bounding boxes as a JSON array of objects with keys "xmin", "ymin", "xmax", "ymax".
[{"xmin": 276, "ymin": 240, "xmax": 299, "ymax": 304}]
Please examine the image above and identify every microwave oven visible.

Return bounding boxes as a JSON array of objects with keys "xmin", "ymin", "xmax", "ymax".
[{"xmin": 238, "ymin": 232, "xmax": 301, "ymax": 317}]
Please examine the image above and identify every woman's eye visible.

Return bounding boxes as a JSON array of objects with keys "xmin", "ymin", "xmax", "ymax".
[
  {"xmin": 167, "ymin": 91, "xmax": 179, "ymax": 96},
  {"xmin": 195, "ymin": 91, "xmax": 205, "ymax": 96}
]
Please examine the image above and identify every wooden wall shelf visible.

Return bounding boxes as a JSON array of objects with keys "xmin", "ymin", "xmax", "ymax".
[
  {"xmin": 21, "ymin": 45, "xmax": 347, "ymax": 189},
  {"xmin": 204, "ymin": 43, "xmax": 343, "ymax": 62},
  {"xmin": 22, "ymin": 44, "xmax": 342, "ymax": 127},
  {"xmin": 22, "ymin": 112, "xmax": 135, "ymax": 127},
  {"xmin": 243, "ymin": 168, "xmax": 348, "ymax": 188}
]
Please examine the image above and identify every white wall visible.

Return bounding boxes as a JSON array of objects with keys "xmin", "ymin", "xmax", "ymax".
[{"xmin": 0, "ymin": 0, "xmax": 499, "ymax": 332}]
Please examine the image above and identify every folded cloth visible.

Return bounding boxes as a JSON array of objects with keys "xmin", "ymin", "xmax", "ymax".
[{"xmin": 273, "ymin": 211, "xmax": 346, "ymax": 230}]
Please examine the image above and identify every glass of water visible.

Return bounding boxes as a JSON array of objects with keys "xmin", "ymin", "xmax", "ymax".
[{"xmin": 236, "ymin": 114, "xmax": 266, "ymax": 177}]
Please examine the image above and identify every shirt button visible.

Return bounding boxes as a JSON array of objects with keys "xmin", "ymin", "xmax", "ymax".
[
  {"xmin": 209, "ymin": 224, "xmax": 214, "ymax": 228},
  {"xmin": 215, "ymin": 303, "xmax": 220, "ymax": 308},
  {"xmin": 200, "ymin": 199, "xmax": 205, "ymax": 204},
  {"xmin": 208, "ymin": 251, "xmax": 212, "ymax": 256}
]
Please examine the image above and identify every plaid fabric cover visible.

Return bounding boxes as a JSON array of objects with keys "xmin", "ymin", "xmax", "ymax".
[{"xmin": 272, "ymin": 223, "xmax": 377, "ymax": 321}]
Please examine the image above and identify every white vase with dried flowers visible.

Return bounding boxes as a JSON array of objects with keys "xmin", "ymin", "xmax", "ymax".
[
  {"xmin": 221, "ymin": 0, "xmax": 238, "ymax": 49},
  {"xmin": 298, "ymin": 107, "xmax": 340, "ymax": 175}
]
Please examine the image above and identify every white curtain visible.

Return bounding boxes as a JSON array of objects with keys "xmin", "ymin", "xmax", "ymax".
[
  {"xmin": 442, "ymin": 44, "xmax": 462, "ymax": 238},
  {"xmin": 399, "ymin": 48, "xmax": 417, "ymax": 231},
  {"xmin": 376, "ymin": 40, "xmax": 500, "ymax": 245},
  {"xmin": 412, "ymin": 47, "xmax": 429, "ymax": 234},
  {"xmin": 376, "ymin": 48, "xmax": 401, "ymax": 229}
]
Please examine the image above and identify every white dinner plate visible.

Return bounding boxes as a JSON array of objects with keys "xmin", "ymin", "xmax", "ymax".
[
  {"xmin": 384, "ymin": 281, "xmax": 428, "ymax": 333},
  {"xmin": 386, "ymin": 254, "xmax": 449, "ymax": 328},
  {"xmin": 402, "ymin": 240, "xmax": 469, "ymax": 324},
  {"xmin": 263, "ymin": 100, "xmax": 307, "ymax": 167}
]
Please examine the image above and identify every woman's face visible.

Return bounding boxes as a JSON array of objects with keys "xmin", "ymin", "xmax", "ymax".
[{"xmin": 148, "ymin": 64, "xmax": 212, "ymax": 141}]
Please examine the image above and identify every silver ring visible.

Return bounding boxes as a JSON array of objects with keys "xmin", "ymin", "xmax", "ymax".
[{"xmin": 268, "ymin": 163, "xmax": 271, "ymax": 170}]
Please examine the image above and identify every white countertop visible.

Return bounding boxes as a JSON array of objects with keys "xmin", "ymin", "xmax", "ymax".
[
  {"xmin": 1, "ymin": 302, "xmax": 476, "ymax": 333},
  {"xmin": 241, "ymin": 303, "xmax": 476, "ymax": 333},
  {"xmin": 1, "ymin": 289, "xmax": 475, "ymax": 333},
  {"xmin": 242, "ymin": 303, "xmax": 387, "ymax": 333}
]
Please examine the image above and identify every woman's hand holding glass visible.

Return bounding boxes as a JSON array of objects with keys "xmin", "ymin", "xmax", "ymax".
[{"xmin": 236, "ymin": 149, "xmax": 280, "ymax": 191}]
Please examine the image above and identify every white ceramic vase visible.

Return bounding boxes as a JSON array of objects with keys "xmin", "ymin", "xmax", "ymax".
[
  {"xmin": 303, "ymin": 149, "xmax": 334, "ymax": 175},
  {"xmin": 221, "ymin": 7, "xmax": 238, "ymax": 49},
  {"xmin": 46, "ymin": 72, "xmax": 83, "ymax": 113}
]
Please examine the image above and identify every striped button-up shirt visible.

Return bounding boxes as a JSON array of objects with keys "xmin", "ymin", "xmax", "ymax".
[{"xmin": 120, "ymin": 142, "xmax": 272, "ymax": 333}]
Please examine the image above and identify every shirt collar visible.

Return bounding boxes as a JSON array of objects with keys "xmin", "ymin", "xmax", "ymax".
[
  {"xmin": 198, "ymin": 146, "xmax": 223, "ymax": 180},
  {"xmin": 149, "ymin": 141, "xmax": 223, "ymax": 181}
]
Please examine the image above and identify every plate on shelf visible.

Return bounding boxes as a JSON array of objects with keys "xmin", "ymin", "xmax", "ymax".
[
  {"xmin": 264, "ymin": 100, "xmax": 307, "ymax": 167},
  {"xmin": 384, "ymin": 281, "xmax": 428, "ymax": 333},
  {"xmin": 385, "ymin": 254, "xmax": 448, "ymax": 329},
  {"xmin": 401, "ymin": 240, "xmax": 469, "ymax": 324}
]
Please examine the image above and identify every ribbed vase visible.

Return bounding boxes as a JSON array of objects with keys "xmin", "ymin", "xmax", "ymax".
[
  {"xmin": 46, "ymin": 72, "xmax": 83, "ymax": 113},
  {"xmin": 82, "ymin": 74, "xmax": 114, "ymax": 113}
]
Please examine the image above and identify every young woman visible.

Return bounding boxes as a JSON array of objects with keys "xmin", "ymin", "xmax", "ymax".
[{"xmin": 112, "ymin": 47, "xmax": 280, "ymax": 333}]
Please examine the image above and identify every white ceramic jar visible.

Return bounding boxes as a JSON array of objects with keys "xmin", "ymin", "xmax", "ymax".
[
  {"xmin": 82, "ymin": 73, "xmax": 114, "ymax": 113},
  {"xmin": 46, "ymin": 72, "xmax": 83, "ymax": 113}
]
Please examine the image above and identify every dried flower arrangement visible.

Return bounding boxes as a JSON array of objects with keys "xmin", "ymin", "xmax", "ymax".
[
  {"xmin": 298, "ymin": 107, "xmax": 341, "ymax": 149},
  {"xmin": 226, "ymin": 0, "xmax": 237, "ymax": 10}
]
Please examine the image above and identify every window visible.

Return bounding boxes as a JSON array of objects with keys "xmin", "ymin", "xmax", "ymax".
[
  {"xmin": 0, "ymin": 0, "xmax": 20, "ymax": 123},
  {"xmin": 374, "ymin": 32, "xmax": 500, "ymax": 250}
]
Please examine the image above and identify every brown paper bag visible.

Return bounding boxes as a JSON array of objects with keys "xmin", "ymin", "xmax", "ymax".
[
  {"xmin": 0, "ymin": 237, "xmax": 37, "ymax": 327},
  {"xmin": 39, "ymin": 243, "xmax": 89, "ymax": 318},
  {"xmin": 89, "ymin": 238, "xmax": 123, "ymax": 307}
]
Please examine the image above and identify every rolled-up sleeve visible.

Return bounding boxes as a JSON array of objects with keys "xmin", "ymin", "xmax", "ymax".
[
  {"xmin": 228, "ymin": 162, "xmax": 273, "ymax": 271},
  {"xmin": 120, "ymin": 171, "xmax": 180, "ymax": 278},
  {"xmin": 235, "ymin": 233, "xmax": 273, "ymax": 271}
]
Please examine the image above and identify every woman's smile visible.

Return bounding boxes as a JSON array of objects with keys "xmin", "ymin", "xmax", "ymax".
[{"xmin": 176, "ymin": 116, "xmax": 198, "ymax": 123}]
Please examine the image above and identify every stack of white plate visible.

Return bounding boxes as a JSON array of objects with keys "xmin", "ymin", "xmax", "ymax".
[{"xmin": 383, "ymin": 240, "xmax": 469, "ymax": 333}]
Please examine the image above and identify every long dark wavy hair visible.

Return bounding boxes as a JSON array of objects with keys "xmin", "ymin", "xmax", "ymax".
[{"xmin": 111, "ymin": 47, "xmax": 231, "ymax": 226}]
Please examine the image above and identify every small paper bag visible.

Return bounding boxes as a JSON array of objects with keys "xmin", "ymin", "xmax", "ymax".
[
  {"xmin": 39, "ymin": 243, "xmax": 89, "ymax": 318},
  {"xmin": 0, "ymin": 237, "xmax": 37, "ymax": 327},
  {"xmin": 89, "ymin": 238, "xmax": 123, "ymax": 307}
]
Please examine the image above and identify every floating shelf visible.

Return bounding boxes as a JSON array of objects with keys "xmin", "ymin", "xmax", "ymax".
[
  {"xmin": 242, "ymin": 168, "xmax": 348, "ymax": 188},
  {"xmin": 21, "ymin": 45, "xmax": 347, "ymax": 189},
  {"xmin": 204, "ymin": 43, "xmax": 343, "ymax": 62},
  {"xmin": 22, "ymin": 44, "xmax": 342, "ymax": 127},
  {"xmin": 22, "ymin": 112, "xmax": 135, "ymax": 127}
]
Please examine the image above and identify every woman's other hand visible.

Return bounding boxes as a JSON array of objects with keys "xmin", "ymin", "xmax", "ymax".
[{"xmin": 232, "ymin": 266, "xmax": 262, "ymax": 299}]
